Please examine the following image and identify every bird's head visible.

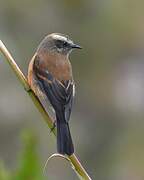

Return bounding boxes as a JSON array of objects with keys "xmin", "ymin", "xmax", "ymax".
[{"xmin": 37, "ymin": 33, "xmax": 82, "ymax": 55}]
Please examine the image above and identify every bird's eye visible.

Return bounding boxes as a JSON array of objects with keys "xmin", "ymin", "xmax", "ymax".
[
  {"xmin": 55, "ymin": 40, "xmax": 68, "ymax": 49},
  {"xmin": 63, "ymin": 41, "xmax": 68, "ymax": 47}
]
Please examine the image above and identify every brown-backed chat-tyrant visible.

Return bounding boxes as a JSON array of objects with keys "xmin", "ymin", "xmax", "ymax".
[{"xmin": 28, "ymin": 33, "xmax": 81, "ymax": 155}]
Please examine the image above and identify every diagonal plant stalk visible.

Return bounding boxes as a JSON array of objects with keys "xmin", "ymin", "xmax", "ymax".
[{"xmin": 0, "ymin": 40, "xmax": 92, "ymax": 180}]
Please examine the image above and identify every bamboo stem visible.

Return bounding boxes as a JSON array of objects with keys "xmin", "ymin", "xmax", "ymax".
[{"xmin": 0, "ymin": 40, "xmax": 92, "ymax": 180}]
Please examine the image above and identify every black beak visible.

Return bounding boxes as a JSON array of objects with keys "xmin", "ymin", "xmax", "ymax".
[{"xmin": 71, "ymin": 43, "xmax": 82, "ymax": 49}]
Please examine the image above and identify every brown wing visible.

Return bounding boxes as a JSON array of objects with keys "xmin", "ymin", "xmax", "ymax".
[{"xmin": 31, "ymin": 55, "xmax": 75, "ymax": 122}]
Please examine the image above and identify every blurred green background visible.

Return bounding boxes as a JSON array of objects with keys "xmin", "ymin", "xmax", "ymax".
[{"xmin": 1, "ymin": 0, "xmax": 144, "ymax": 179}]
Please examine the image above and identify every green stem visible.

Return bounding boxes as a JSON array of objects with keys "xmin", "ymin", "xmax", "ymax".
[{"xmin": 0, "ymin": 40, "xmax": 92, "ymax": 180}]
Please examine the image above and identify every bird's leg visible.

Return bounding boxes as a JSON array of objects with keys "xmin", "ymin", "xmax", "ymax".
[{"xmin": 50, "ymin": 120, "xmax": 56, "ymax": 132}]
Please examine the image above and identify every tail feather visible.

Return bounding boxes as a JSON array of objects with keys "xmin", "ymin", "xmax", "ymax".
[{"xmin": 56, "ymin": 113, "xmax": 74, "ymax": 155}]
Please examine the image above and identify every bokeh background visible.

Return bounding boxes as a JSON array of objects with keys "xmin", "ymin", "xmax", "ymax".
[{"xmin": 1, "ymin": 0, "xmax": 144, "ymax": 179}]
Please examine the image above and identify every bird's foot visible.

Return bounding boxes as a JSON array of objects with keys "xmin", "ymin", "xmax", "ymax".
[{"xmin": 50, "ymin": 121, "xmax": 56, "ymax": 132}]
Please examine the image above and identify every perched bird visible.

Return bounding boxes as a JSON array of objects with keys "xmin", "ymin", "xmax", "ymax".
[{"xmin": 28, "ymin": 33, "xmax": 81, "ymax": 155}]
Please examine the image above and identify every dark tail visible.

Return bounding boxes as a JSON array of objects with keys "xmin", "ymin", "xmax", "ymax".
[{"xmin": 56, "ymin": 113, "xmax": 74, "ymax": 155}]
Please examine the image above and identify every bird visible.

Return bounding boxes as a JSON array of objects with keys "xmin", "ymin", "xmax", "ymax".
[{"xmin": 28, "ymin": 33, "xmax": 81, "ymax": 155}]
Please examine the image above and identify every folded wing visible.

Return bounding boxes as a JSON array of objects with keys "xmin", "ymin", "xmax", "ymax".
[{"xmin": 33, "ymin": 55, "xmax": 75, "ymax": 122}]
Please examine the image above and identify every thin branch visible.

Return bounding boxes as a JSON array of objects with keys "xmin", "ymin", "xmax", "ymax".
[
  {"xmin": 0, "ymin": 40, "xmax": 92, "ymax": 180},
  {"xmin": 43, "ymin": 153, "xmax": 70, "ymax": 174}
]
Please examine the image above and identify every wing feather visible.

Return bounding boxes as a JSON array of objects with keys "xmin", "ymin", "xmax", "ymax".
[{"xmin": 33, "ymin": 55, "xmax": 74, "ymax": 122}]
